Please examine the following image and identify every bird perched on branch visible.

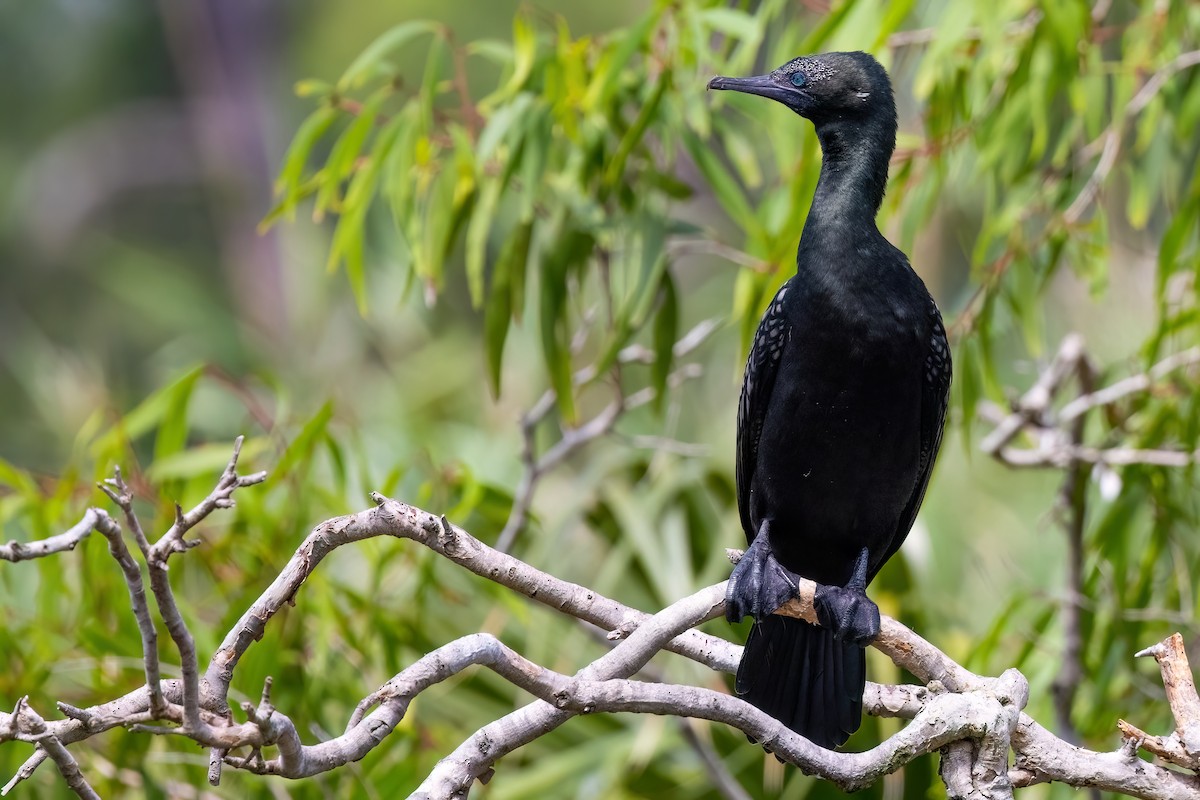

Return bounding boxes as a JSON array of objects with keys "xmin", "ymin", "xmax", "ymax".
[{"xmin": 708, "ymin": 51, "xmax": 951, "ymax": 750}]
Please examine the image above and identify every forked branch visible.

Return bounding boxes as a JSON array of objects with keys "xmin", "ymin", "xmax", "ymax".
[{"xmin": 1, "ymin": 446, "xmax": 1198, "ymax": 799}]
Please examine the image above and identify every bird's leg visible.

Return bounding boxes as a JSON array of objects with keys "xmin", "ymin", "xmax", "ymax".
[
  {"xmin": 725, "ymin": 519, "xmax": 799, "ymax": 623},
  {"xmin": 813, "ymin": 547, "xmax": 881, "ymax": 647}
]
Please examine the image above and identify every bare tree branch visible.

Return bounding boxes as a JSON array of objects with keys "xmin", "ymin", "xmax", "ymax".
[
  {"xmin": 980, "ymin": 335, "xmax": 1199, "ymax": 470},
  {"xmin": 88, "ymin": 504, "xmax": 166, "ymax": 716},
  {"xmin": 1116, "ymin": 633, "xmax": 1200, "ymax": 771},
  {"xmin": 143, "ymin": 436, "xmax": 264, "ymax": 735},
  {"xmin": 495, "ymin": 319, "xmax": 719, "ymax": 553},
  {"xmin": 10, "ymin": 701, "xmax": 98, "ymax": 800},
  {"xmin": 0, "ymin": 510, "xmax": 105, "ymax": 563},
  {"xmin": 3, "ymin": 446, "xmax": 1199, "ymax": 799}
]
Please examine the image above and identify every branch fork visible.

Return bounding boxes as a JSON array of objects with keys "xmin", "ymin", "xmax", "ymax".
[
  {"xmin": 2, "ymin": 441, "xmax": 1199, "ymax": 799},
  {"xmin": 1117, "ymin": 633, "xmax": 1200, "ymax": 770}
]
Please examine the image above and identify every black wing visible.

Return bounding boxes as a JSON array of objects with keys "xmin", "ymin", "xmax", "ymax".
[
  {"xmin": 736, "ymin": 281, "xmax": 793, "ymax": 542},
  {"xmin": 874, "ymin": 299, "xmax": 952, "ymax": 574}
]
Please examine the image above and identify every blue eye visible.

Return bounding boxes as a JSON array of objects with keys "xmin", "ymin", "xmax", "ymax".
[{"xmin": 790, "ymin": 72, "xmax": 807, "ymax": 88}]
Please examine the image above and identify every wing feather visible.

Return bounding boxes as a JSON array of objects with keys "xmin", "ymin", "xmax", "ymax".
[
  {"xmin": 875, "ymin": 299, "xmax": 952, "ymax": 573},
  {"xmin": 736, "ymin": 282, "xmax": 793, "ymax": 541}
]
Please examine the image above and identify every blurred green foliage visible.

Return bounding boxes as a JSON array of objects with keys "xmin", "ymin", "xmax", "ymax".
[{"xmin": 2, "ymin": 0, "xmax": 1199, "ymax": 798}]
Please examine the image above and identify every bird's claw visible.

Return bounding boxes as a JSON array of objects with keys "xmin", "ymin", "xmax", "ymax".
[
  {"xmin": 726, "ymin": 536, "xmax": 797, "ymax": 623},
  {"xmin": 813, "ymin": 584, "xmax": 881, "ymax": 647}
]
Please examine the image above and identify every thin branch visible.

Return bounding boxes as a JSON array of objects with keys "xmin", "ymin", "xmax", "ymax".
[
  {"xmin": 979, "ymin": 334, "xmax": 1087, "ymax": 457},
  {"xmin": 5, "ymin": 700, "xmax": 98, "ymax": 800},
  {"xmin": 1051, "ymin": 355, "xmax": 1095, "ymax": 746},
  {"xmin": 676, "ymin": 719, "xmax": 753, "ymax": 800},
  {"xmin": 1059, "ymin": 346, "xmax": 1200, "ymax": 423},
  {"xmin": 1115, "ymin": 633, "xmax": 1200, "ymax": 770},
  {"xmin": 99, "ymin": 466, "xmax": 151, "ymax": 555},
  {"xmin": 982, "ymin": 335, "xmax": 1200, "ymax": 469},
  {"xmin": 141, "ymin": 436, "xmax": 265, "ymax": 735},
  {"xmin": 1062, "ymin": 129, "xmax": 1119, "ymax": 226},
  {"xmin": 494, "ymin": 319, "xmax": 719, "ymax": 553},
  {"xmin": 89, "ymin": 506, "xmax": 166, "ymax": 716},
  {"xmin": 0, "ymin": 510, "xmax": 103, "ymax": 563},
  {"xmin": 148, "ymin": 435, "xmax": 267, "ymax": 561},
  {"xmin": 667, "ymin": 238, "xmax": 769, "ymax": 272},
  {"xmin": 887, "ymin": 11, "xmax": 1042, "ymax": 50},
  {"xmin": 1127, "ymin": 50, "xmax": 1200, "ymax": 116}
]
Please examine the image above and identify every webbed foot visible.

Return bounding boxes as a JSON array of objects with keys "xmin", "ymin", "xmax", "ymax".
[
  {"xmin": 813, "ymin": 547, "xmax": 880, "ymax": 647},
  {"xmin": 726, "ymin": 521, "xmax": 797, "ymax": 623}
]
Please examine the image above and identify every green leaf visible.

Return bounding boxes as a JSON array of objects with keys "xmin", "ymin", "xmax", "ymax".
[
  {"xmin": 89, "ymin": 365, "xmax": 206, "ymax": 459},
  {"xmin": 604, "ymin": 73, "xmax": 669, "ymax": 187},
  {"xmin": 0, "ymin": 458, "xmax": 38, "ymax": 497},
  {"xmin": 517, "ymin": 106, "xmax": 550, "ymax": 221},
  {"xmin": 153, "ymin": 366, "xmax": 203, "ymax": 466},
  {"xmin": 476, "ymin": 93, "xmax": 535, "ymax": 165},
  {"xmin": 539, "ymin": 227, "xmax": 593, "ymax": 423},
  {"xmin": 275, "ymin": 401, "xmax": 335, "ymax": 479},
  {"xmin": 720, "ymin": 125, "xmax": 762, "ymax": 189},
  {"xmin": 731, "ymin": 268, "xmax": 765, "ymax": 355},
  {"xmin": 956, "ymin": 337, "xmax": 982, "ymax": 445},
  {"xmin": 418, "ymin": 31, "xmax": 448, "ymax": 131},
  {"xmin": 271, "ymin": 106, "xmax": 338, "ymax": 209},
  {"xmin": 480, "ymin": 11, "xmax": 538, "ymax": 111},
  {"xmin": 314, "ymin": 90, "xmax": 389, "ymax": 221},
  {"xmin": 328, "ymin": 115, "xmax": 401, "ymax": 313},
  {"xmin": 870, "ymin": 0, "xmax": 918, "ymax": 50},
  {"xmin": 651, "ymin": 270, "xmax": 678, "ymax": 413},
  {"xmin": 338, "ymin": 20, "xmax": 442, "ymax": 90},
  {"xmin": 465, "ymin": 179, "xmax": 504, "ymax": 309},
  {"xmin": 146, "ymin": 439, "xmax": 270, "ymax": 482},
  {"xmin": 294, "ymin": 79, "xmax": 332, "ymax": 98},
  {"xmin": 1126, "ymin": 164, "xmax": 1152, "ymax": 231},
  {"xmin": 466, "ymin": 39, "xmax": 513, "ymax": 69},
  {"xmin": 582, "ymin": 8, "xmax": 660, "ymax": 110},
  {"xmin": 698, "ymin": 7, "xmax": 761, "ymax": 46},
  {"xmin": 682, "ymin": 131, "xmax": 764, "ymax": 244},
  {"xmin": 627, "ymin": 216, "xmax": 668, "ymax": 329},
  {"xmin": 484, "ymin": 220, "xmax": 534, "ymax": 396}
]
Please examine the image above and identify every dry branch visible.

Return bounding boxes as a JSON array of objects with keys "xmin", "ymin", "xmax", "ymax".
[{"xmin": 2, "ymin": 444, "xmax": 1199, "ymax": 798}]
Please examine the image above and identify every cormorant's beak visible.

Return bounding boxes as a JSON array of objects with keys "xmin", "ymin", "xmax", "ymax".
[{"xmin": 707, "ymin": 73, "xmax": 793, "ymax": 105}]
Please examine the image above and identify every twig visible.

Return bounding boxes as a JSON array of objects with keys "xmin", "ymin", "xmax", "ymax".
[
  {"xmin": 0, "ymin": 510, "xmax": 103, "ymax": 563},
  {"xmin": 144, "ymin": 436, "xmax": 264, "ymax": 734},
  {"xmin": 887, "ymin": 11, "xmax": 1042, "ymax": 50},
  {"xmin": 1062, "ymin": 129, "xmax": 1119, "ymax": 226},
  {"xmin": 667, "ymin": 238, "xmax": 769, "ymax": 272},
  {"xmin": 23, "ymin": 718, "xmax": 97, "ymax": 800},
  {"xmin": 494, "ymin": 319, "xmax": 719, "ymax": 553},
  {"xmin": 1127, "ymin": 50, "xmax": 1200, "ymax": 116},
  {"xmin": 1059, "ymin": 346, "xmax": 1200, "ymax": 422},
  {"xmin": 89, "ymin": 505, "xmax": 166, "ymax": 716},
  {"xmin": 982, "ymin": 335, "xmax": 1199, "ymax": 469},
  {"xmin": 148, "ymin": 436, "xmax": 267, "ymax": 561},
  {"xmin": 676, "ymin": 719, "xmax": 753, "ymax": 800},
  {"xmin": 5, "ymin": 700, "xmax": 99, "ymax": 800},
  {"xmin": 1116, "ymin": 633, "xmax": 1200, "ymax": 770}
]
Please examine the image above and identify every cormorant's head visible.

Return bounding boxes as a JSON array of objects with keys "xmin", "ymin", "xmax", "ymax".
[{"xmin": 708, "ymin": 51, "xmax": 894, "ymax": 125}]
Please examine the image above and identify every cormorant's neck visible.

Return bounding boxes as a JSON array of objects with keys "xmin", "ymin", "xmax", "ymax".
[{"xmin": 802, "ymin": 115, "xmax": 895, "ymax": 236}]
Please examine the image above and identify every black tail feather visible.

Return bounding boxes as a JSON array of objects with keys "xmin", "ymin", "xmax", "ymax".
[{"xmin": 735, "ymin": 615, "xmax": 864, "ymax": 749}]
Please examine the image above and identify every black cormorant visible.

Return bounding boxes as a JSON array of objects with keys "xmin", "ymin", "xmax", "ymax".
[{"xmin": 709, "ymin": 51, "xmax": 951, "ymax": 749}]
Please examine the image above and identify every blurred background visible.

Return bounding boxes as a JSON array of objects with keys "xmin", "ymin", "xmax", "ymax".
[{"xmin": 1, "ymin": 0, "xmax": 1197, "ymax": 798}]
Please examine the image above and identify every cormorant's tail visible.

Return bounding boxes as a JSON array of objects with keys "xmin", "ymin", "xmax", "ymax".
[{"xmin": 735, "ymin": 615, "xmax": 863, "ymax": 749}]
